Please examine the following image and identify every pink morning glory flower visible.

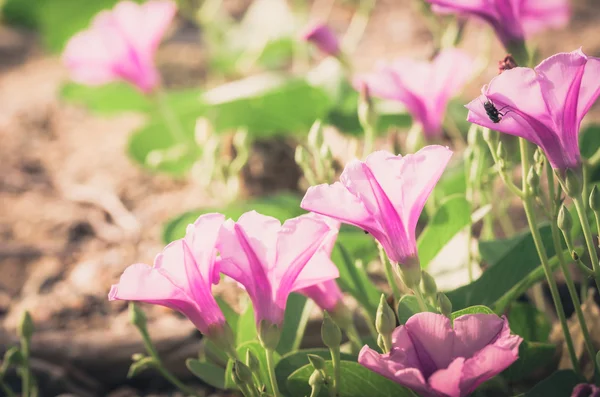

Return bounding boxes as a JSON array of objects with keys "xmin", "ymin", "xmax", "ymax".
[
  {"xmin": 359, "ymin": 312, "xmax": 522, "ymax": 397},
  {"xmin": 300, "ymin": 146, "xmax": 452, "ymax": 274},
  {"xmin": 62, "ymin": 0, "xmax": 177, "ymax": 94},
  {"xmin": 109, "ymin": 213, "xmax": 226, "ymax": 337},
  {"xmin": 571, "ymin": 384, "xmax": 600, "ymax": 397},
  {"xmin": 300, "ymin": 22, "xmax": 341, "ymax": 57},
  {"xmin": 425, "ymin": 0, "xmax": 569, "ymax": 49},
  {"xmin": 355, "ymin": 49, "xmax": 472, "ymax": 140},
  {"xmin": 216, "ymin": 211, "xmax": 340, "ymax": 328},
  {"xmin": 466, "ymin": 49, "xmax": 600, "ymax": 172}
]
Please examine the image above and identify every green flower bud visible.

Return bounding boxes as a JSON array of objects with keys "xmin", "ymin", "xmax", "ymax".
[
  {"xmin": 295, "ymin": 145, "xmax": 310, "ymax": 168},
  {"xmin": 377, "ymin": 334, "xmax": 386, "ymax": 352},
  {"xmin": 309, "ymin": 369, "xmax": 324, "ymax": 393},
  {"xmin": 399, "ymin": 259, "xmax": 422, "ymax": 289},
  {"xmin": 590, "ymin": 186, "xmax": 600, "ymax": 212},
  {"xmin": 207, "ymin": 323, "xmax": 237, "ymax": 359},
  {"xmin": 375, "ymin": 294, "xmax": 396, "ymax": 335},
  {"xmin": 557, "ymin": 205, "xmax": 573, "ymax": 233},
  {"xmin": 564, "ymin": 168, "xmax": 583, "ymax": 198},
  {"xmin": 527, "ymin": 166, "xmax": 540, "ymax": 196},
  {"xmin": 482, "ymin": 127, "xmax": 498, "ymax": 147},
  {"xmin": 129, "ymin": 302, "xmax": 147, "ymax": 331},
  {"xmin": 127, "ymin": 356, "xmax": 154, "ymax": 378},
  {"xmin": 234, "ymin": 360, "xmax": 254, "ymax": 385},
  {"xmin": 358, "ymin": 83, "xmax": 378, "ymax": 132},
  {"xmin": 258, "ymin": 320, "xmax": 281, "ymax": 351},
  {"xmin": 421, "ymin": 270, "xmax": 437, "ymax": 297},
  {"xmin": 437, "ymin": 292, "xmax": 452, "ymax": 318},
  {"xmin": 308, "ymin": 120, "xmax": 324, "ymax": 150},
  {"xmin": 1, "ymin": 346, "xmax": 22, "ymax": 370},
  {"xmin": 307, "ymin": 354, "xmax": 326, "ymax": 371},
  {"xmin": 18, "ymin": 311, "xmax": 34, "ymax": 341},
  {"xmin": 533, "ymin": 147, "xmax": 544, "ymax": 165},
  {"xmin": 131, "ymin": 353, "xmax": 145, "ymax": 361},
  {"xmin": 321, "ymin": 311, "xmax": 342, "ymax": 349},
  {"xmin": 231, "ymin": 362, "xmax": 246, "ymax": 388},
  {"xmin": 467, "ymin": 124, "xmax": 479, "ymax": 146},
  {"xmin": 246, "ymin": 349, "xmax": 260, "ymax": 374}
]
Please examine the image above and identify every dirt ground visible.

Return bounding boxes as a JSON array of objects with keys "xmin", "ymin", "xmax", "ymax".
[{"xmin": 1, "ymin": 0, "xmax": 600, "ymax": 396}]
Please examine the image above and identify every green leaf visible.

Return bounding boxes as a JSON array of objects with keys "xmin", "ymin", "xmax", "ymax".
[
  {"xmin": 446, "ymin": 99, "xmax": 470, "ymax": 135},
  {"xmin": 432, "ymin": 160, "xmax": 467, "ymax": 203},
  {"xmin": 446, "ymin": 225, "xmax": 556, "ymax": 310},
  {"xmin": 286, "ymin": 360, "xmax": 413, "ymax": 397},
  {"xmin": 397, "ymin": 295, "xmax": 436, "ymax": 324},
  {"xmin": 162, "ymin": 193, "xmax": 305, "ymax": 243},
  {"xmin": 277, "ymin": 293, "xmax": 312, "ymax": 355},
  {"xmin": 216, "ymin": 297, "xmax": 240, "ymax": 336},
  {"xmin": 186, "ymin": 359, "xmax": 227, "ymax": 389},
  {"xmin": 202, "ymin": 74, "xmax": 332, "ymax": 137},
  {"xmin": 236, "ymin": 300, "xmax": 258, "ymax": 346},
  {"xmin": 521, "ymin": 370, "xmax": 579, "ymax": 397},
  {"xmin": 61, "ymin": 82, "xmax": 151, "ymax": 114},
  {"xmin": 417, "ymin": 195, "xmax": 471, "ymax": 268},
  {"xmin": 503, "ymin": 341, "xmax": 556, "ymax": 383},
  {"xmin": 507, "ymin": 302, "xmax": 551, "ymax": 342},
  {"xmin": 450, "ymin": 305, "xmax": 494, "ymax": 320},
  {"xmin": 225, "ymin": 341, "xmax": 281, "ymax": 393},
  {"xmin": 275, "ymin": 349, "xmax": 356, "ymax": 395}
]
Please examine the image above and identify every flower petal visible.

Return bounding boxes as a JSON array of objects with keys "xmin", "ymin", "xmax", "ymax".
[
  {"xmin": 452, "ymin": 314, "xmax": 506, "ymax": 359},
  {"xmin": 428, "ymin": 357, "xmax": 465, "ymax": 397},
  {"xmin": 297, "ymin": 280, "xmax": 343, "ymax": 312},
  {"xmin": 459, "ymin": 341, "xmax": 521, "ymax": 394},
  {"xmin": 185, "ymin": 213, "xmax": 225, "ymax": 285},
  {"xmin": 405, "ymin": 312, "xmax": 454, "ymax": 376}
]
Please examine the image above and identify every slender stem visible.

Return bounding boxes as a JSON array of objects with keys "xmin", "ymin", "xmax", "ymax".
[
  {"xmin": 573, "ymin": 196, "xmax": 600, "ymax": 293},
  {"xmin": 329, "ymin": 346, "xmax": 341, "ymax": 397},
  {"xmin": 378, "ymin": 244, "xmax": 401, "ymax": 303},
  {"xmin": 341, "ymin": 0, "xmax": 376, "ymax": 54},
  {"xmin": 139, "ymin": 327, "xmax": 200, "ymax": 397},
  {"xmin": 20, "ymin": 337, "xmax": 30, "ymax": 397},
  {"xmin": 363, "ymin": 125, "xmax": 375, "ymax": 159},
  {"xmin": 484, "ymin": 137, "xmax": 524, "ymax": 199},
  {"xmin": 153, "ymin": 87, "xmax": 187, "ymax": 144},
  {"xmin": 519, "ymin": 139, "xmax": 581, "ymax": 375},
  {"xmin": 547, "ymin": 167, "xmax": 596, "ymax": 367},
  {"xmin": 265, "ymin": 348, "xmax": 281, "ymax": 397},
  {"xmin": 413, "ymin": 288, "xmax": 428, "ymax": 312}
]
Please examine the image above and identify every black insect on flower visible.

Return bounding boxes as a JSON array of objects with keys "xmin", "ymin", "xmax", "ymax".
[{"xmin": 483, "ymin": 99, "xmax": 511, "ymax": 124}]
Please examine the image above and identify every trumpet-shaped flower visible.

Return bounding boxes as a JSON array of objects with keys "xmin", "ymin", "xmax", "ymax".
[
  {"xmin": 216, "ymin": 211, "xmax": 340, "ymax": 328},
  {"xmin": 355, "ymin": 49, "xmax": 472, "ymax": 139},
  {"xmin": 300, "ymin": 22, "xmax": 341, "ymax": 57},
  {"xmin": 109, "ymin": 213, "xmax": 226, "ymax": 337},
  {"xmin": 425, "ymin": 0, "xmax": 569, "ymax": 49},
  {"xmin": 62, "ymin": 0, "xmax": 176, "ymax": 93},
  {"xmin": 359, "ymin": 312, "xmax": 522, "ymax": 397},
  {"xmin": 301, "ymin": 146, "xmax": 452, "ymax": 276},
  {"xmin": 466, "ymin": 49, "xmax": 600, "ymax": 172}
]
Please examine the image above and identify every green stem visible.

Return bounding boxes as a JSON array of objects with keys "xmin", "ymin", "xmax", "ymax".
[
  {"xmin": 573, "ymin": 196, "xmax": 600, "ymax": 293},
  {"xmin": 519, "ymin": 139, "xmax": 581, "ymax": 376},
  {"xmin": 329, "ymin": 346, "xmax": 341, "ymax": 397},
  {"xmin": 0, "ymin": 380, "xmax": 16, "ymax": 397},
  {"xmin": 363, "ymin": 125, "xmax": 375, "ymax": 159},
  {"xmin": 265, "ymin": 348, "xmax": 281, "ymax": 397},
  {"xmin": 413, "ymin": 288, "xmax": 429, "ymax": 312},
  {"xmin": 341, "ymin": 0, "xmax": 376, "ymax": 54},
  {"xmin": 20, "ymin": 337, "xmax": 30, "ymax": 397},
  {"xmin": 548, "ymin": 168, "xmax": 596, "ymax": 367},
  {"xmin": 378, "ymin": 244, "xmax": 401, "ymax": 303},
  {"xmin": 139, "ymin": 327, "xmax": 200, "ymax": 397},
  {"xmin": 153, "ymin": 87, "xmax": 187, "ymax": 144}
]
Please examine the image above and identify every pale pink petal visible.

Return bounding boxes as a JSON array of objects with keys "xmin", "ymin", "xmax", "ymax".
[
  {"xmin": 428, "ymin": 357, "xmax": 465, "ymax": 397},
  {"xmin": 459, "ymin": 343, "xmax": 521, "ymax": 394},
  {"xmin": 297, "ymin": 280, "xmax": 343, "ymax": 312},
  {"xmin": 291, "ymin": 252, "xmax": 339, "ymax": 292},
  {"xmin": 405, "ymin": 312, "xmax": 454, "ymax": 374},
  {"xmin": 300, "ymin": 22, "xmax": 340, "ymax": 56},
  {"xmin": 429, "ymin": 49, "xmax": 473, "ymax": 115},
  {"xmin": 521, "ymin": 0, "xmax": 570, "ymax": 35},
  {"xmin": 577, "ymin": 52, "xmax": 600, "ymax": 124},
  {"xmin": 452, "ymin": 314, "xmax": 505, "ymax": 358},
  {"xmin": 184, "ymin": 213, "xmax": 225, "ymax": 285}
]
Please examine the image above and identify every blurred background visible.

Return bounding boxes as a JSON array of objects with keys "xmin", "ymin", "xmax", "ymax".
[{"xmin": 1, "ymin": 0, "xmax": 599, "ymax": 396}]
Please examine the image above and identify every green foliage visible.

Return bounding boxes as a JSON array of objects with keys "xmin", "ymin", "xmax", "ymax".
[
  {"xmin": 275, "ymin": 349, "xmax": 356, "ymax": 395},
  {"xmin": 417, "ymin": 194, "xmax": 471, "ymax": 268},
  {"xmin": 446, "ymin": 225, "xmax": 556, "ymax": 310},
  {"xmin": 396, "ymin": 295, "xmax": 436, "ymax": 324},
  {"xmin": 61, "ymin": 82, "xmax": 153, "ymax": 114},
  {"xmin": 520, "ymin": 370, "xmax": 579, "ymax": 397},
  {"xmin": 432, "ymin": 160, "xmax": 467, "ymax": 203},
  {"xmin": 224, "ymin": 341, "xmax": 282, "ymax": 393},
  {"xmin": 186, "ymin": 359, "xmax": 227, "ymax": 389},
  {"xmin": 277, "ymin": 294, "xmax": 311, "ymax": 356},
  {"xmin": 450, "ymin": 305, "xmax": 494, "ymax": 320},
  {"xmin": 236, "ymin": 300, "xmax": 258, "ymax": 346},
  {"xmin": 286, "ymin": 360, "xmax": 413, "ymax": 397},
  {"xmin": 507, "ymin": 302, "xmax": 551, "ymax": 342}
]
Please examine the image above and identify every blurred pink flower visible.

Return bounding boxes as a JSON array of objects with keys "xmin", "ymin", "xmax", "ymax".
[
  {"xmin": 300, "ymin": 146, "xmax": 452, "ymax": 272},
  {"xmin": 466, "ymin": 48, "xmax": 600, "ymax": 172},
  {"xmin": 109, "ymin": 213, "xmax": 226, "ymax": 336},
  {"xmin": 216, "ymin": 211, "xmax": 340, "ymax": 327},
  {"xmin": 571, "ymin": 384, "xmax": 600, "ymax": 397},
  {"xmin": 300, "ymin": 22, "xmax": 341, "ymax": 57},
  {"xmin": 355, "ymin": 49, "xmax": 472, "ymax": 139},
  {"xmin": 425, "ymin": 0, "xmax": 569, "ymax": 49},
  {"xmin": 62, "ymin": 0, "xmax": 176, "ymax": 93},
  {"xmin": 359, "ymin": 312, "xmax": 522, "ymax": 397}
]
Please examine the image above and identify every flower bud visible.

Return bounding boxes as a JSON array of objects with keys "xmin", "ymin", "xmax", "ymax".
[
  {"xmin": 307, "ymin": 354, "xmax": 327, "ymax": 371},
  {"xmin": 358, "ymin": 82, "xmax": 378, "ymax": 132},
  {"xmin": 127, "ymin": 356, "xmax": 154, "ymax": 378},
  {"xmin": 558, "ymin": 205, "xmax": 573, "ymax": 233},
  {"xmin": 2, "ymin": 347, "xmax": 22, "ymax": 369},
  {"xmin": 399, "ymin": 259, "xmax": 422, "ymax": 289},
  {"xmin": 590, "ymin": 186, "xmax": 600, "ymax": 212},
  {"xmin": 207, "ymin": 322, "xmax": 237, "ymax": 358},
  {"xmin": 482, "ymin": 128, "xmax": 498, "ymax": 147},
  {"xmin": 375, "ymin": 294, "xmax": 396, "ymax": 336},
  {"xmin": 564, "ymin": 168, "xmax": 583, "ymax": 198},
  {"xmin": 295, "ymin": 145, "xmax": 310, "ymax": 168},
  {"xmin": 129, "ymin": 302, "xmax": 147, "ymax": 331},
  {"xmin": 18, "ymin": 311, "xmax": 34, "ymax": 341},
  {"xmin": 308, "ymin": 120, "xmax": 324, "ymax": 150},
  {"xmin": 309, "ymin": 369, "xmax": 324, "ymax": 392},
  {"xmin": 234, "ymin": 360, "xmax": 254, "ymax": 385},
  {"xmin": 321, "ymin": 311, "xmax": 342, "ymax": 349},
  {"xmin": 533, "ymin": 147, "xmax": 544, "ymax": 165},
  {"xmin": 246, "ymin": 349, "xmax": 260, "ymax": 374},
  {"xmin": 496, "ymin": 141, "xmax": 506, "ymax": 160},
  {"xmin": 527, "ymin": 166, "xmax": 540, "ymax": 196},
  {"xmin": 377, "ymin": 334, "xmax": 386, "ymax": 352},
  {"xmin": 258, "ymin": 320, "xmax": 281, "ymax": 351},
  {"xmin": 231, "ymin": 362, "xmax": 246, "ymax": 388},
  {"xmin": 300, "ymin": 23, "xmax": 340, "ymax": 57},
  {"xmin": 437, "ymin": 292, "xmax": 452, "ymax": 318},
  {"xmin": 421, "ymin": 270, "xmax": 437, "ymax": 297}
]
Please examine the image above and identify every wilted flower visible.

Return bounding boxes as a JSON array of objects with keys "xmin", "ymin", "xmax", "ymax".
[
  {"xmin": 355, "ymin": 49, "xmax": 472, "ymax": 139},
  {"xmin": 359, "ymin": 312, "xmax": 522, "ymax": 397},
  {"xmin": 216, "ymin": 211, "xmax": 340, "ymax": 328},
  {"xmin": 300, "ymin": 22, "xmax": 341, "ymax": 57},
  {"xmin": 300, "ymin": 146, "xmax": 452, "ymax": 284},
  {"xmin": 466, "ymin": 49, "xmax": 600, "ymax": 173},
  {"xmin": 109, "ymin": 214, "xmax": 227, "ymax": 338},
  {"xmin": 62, "ymin": 0, "xmax": 176, "ymax": 93},
  {"xmin": 425, "ymin": 0, "xmax": 569, "ymax": 50}
]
